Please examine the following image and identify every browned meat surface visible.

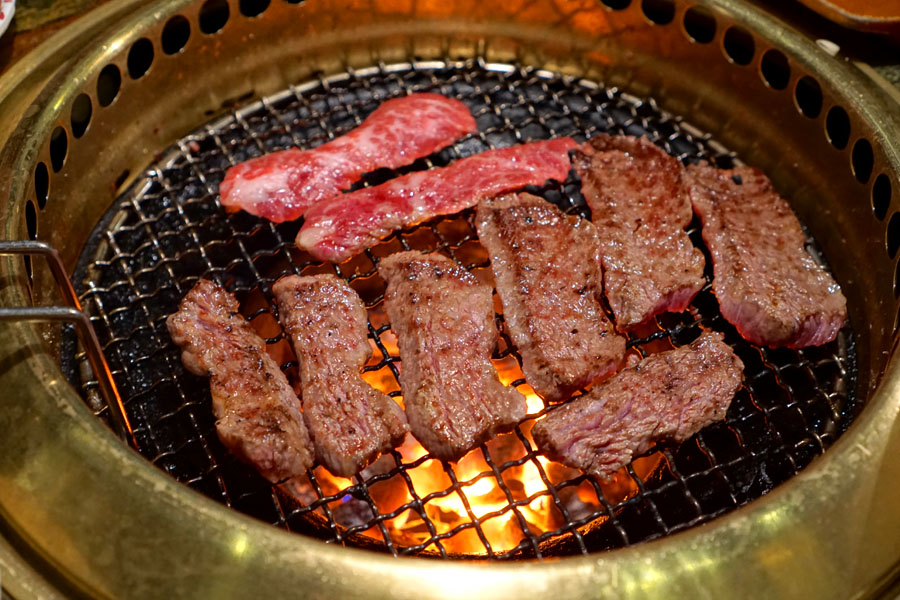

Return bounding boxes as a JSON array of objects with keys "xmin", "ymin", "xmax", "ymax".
[
  {"xmin": 475, "ymin": 193, "xmax": 626, "ymax": 402},
  {"xmin": 167, "ymin": 279, "xmax": 313, "ymax": 482},
  {"xmin": 532, "ymin": 331, "xmax": 743, "ymax": 481},
  {"xmin": 686, "ymin": 164, "xmax": 847, "ymax": 348},
  {"xmin": 273, "ymin": 274, "xmax": 408, "ymax": 477},
  {"xmin": 379, "ymin": 251, "xmax": 526, "ymax": 461},
  {"xmin": 573, "ymin": 134, "xmax": 706, "ymax": 329}
]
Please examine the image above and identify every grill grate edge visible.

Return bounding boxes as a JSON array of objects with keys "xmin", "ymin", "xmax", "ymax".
[{"xmin": 61, "ymin": 59, "xmax": 858, "ymax": 559}]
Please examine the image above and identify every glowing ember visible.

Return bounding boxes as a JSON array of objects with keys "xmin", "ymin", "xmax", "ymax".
[
  {"xmin": 261, "ymin": 253, "xmax": 665, "ymax": 555},
  {"xmin": 280, "ymin": 353, "xmax": 664, "ymax": 556}
]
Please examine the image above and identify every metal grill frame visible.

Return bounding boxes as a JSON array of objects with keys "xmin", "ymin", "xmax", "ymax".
[
  {"xmin": 65, "ymin": 59, "xmax": 857, "ymax": 560},
  {"xmin": 5, "ymin": 0, "xmax": 900, "ymax": 595}
]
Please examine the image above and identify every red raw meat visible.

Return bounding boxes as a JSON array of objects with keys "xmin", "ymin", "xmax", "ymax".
[
  {"xmin": 219, "ymin": 93, "xmax": 476, "ymax": 222},
  {"xmin": 297, "ymin": 138, "xmax": 577, "ymax": 262}
]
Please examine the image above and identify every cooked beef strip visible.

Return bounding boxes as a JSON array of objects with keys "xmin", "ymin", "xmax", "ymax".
[
  {"xmin": 378, "ymin": 251, "xmax": 526, "ymax": 461},
  {"xmin": 686, "ymin": 164, "xmax": 847, "ymax": 348},
  {"xmin": 475, "ymin": 193, "xmax": 626, "ymax": 403},
  {"xmin": 532, "ymin": 331, "xmax": 743, "ymax": 481},
  {"xmin": 167, "ymin": 279, "xmax": 313, "ymax": 482},
  {"xmin": 573, "ymin": 134, "xmax": 706, "ymax": 330},
  {"xmin": 273, "ymin": 274, "xmax": 408, "ymax": 477}
]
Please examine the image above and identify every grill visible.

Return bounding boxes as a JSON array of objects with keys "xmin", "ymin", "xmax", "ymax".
[
  {"xmin": 63, "ymin": 60, "xmax": 857, "ymax": 559},
  {"xmin": 2, "ymin": 0, "xmax": 899, "ymax": 596}
]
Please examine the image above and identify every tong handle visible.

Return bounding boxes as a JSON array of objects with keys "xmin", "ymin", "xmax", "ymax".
[{"xmin": 0, "ymin": 241, "xmax": 136, "ymax": 446}]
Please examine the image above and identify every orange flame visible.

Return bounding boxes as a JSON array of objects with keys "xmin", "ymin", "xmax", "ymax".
[{"xmin": 284, "ymin": 344, "xmax": 662, "ymax": 555}]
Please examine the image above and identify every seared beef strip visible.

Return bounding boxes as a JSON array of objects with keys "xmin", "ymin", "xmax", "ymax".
[
  {"xmin": 167, "ymin": 279, "xmax": 314, "ymax": 482},
  {"xmin": 378, "ymin": 251, "xmax": 526, "ymax": 461},
  {"xmin": 686, "ymin": 164, "xmax": 847, "ymax": 348},
  {"xmin": 532, "ymin": 331, "xmax": 743, "ymax": 481},
  {"xmin": 573, "ymin": 134, "xmax": 706, "ymax": 329},
  {"xmin": 475, "ymin": 193, "xmax": 626, "ymax": 402},
  {"xmin": 274, "ymin": 274, "xmax": 409, "ymax": 477}
]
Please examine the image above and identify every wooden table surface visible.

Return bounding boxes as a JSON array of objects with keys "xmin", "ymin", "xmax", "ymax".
[{"xmin": 0, "ymin": 0, "xmax": 110, "ymax": 74}]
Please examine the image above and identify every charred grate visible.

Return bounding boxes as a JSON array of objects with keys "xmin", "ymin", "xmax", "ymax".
[{"xmin": 63, "ymin": 59, "xmax": 858, "ymax": 559}]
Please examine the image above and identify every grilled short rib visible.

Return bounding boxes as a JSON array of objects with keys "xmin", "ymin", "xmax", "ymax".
[
  {"xmin": 273, "ymin": 274, "xmax": 408, "ymax": 477},
  {"xmin": 686, "ymin": 164, "xmax": 847, "ymax": 348},
  {"xmin": 573, "ymin": 135, "xmax": 706, "ymax": 330},
  {"xmin": 167, "ymin": 279, "xmax": 314, "ymax": 482},
  {"xmin": 475, "ymin": 193, "xmax": 626, "ymax": 402},
  {"xmin": 532, "ymin": 331, "xmax": 743, "ymax": 481},
  {"xmin": 379, "ymin": 251, "xmax": 526, "ymax": 461}
]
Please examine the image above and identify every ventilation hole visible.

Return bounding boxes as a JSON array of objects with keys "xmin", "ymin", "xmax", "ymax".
[
  {"xmin": 826, "ymin": 106, "xmax": 850, "ymax": 150},
  {"xmin": 683, "ymin": 6, "xmax": 716, "ymax": 43},
  {"xmin": 888, "ymin": 212, "xmax": 900, "ymax": 258},
  {"xmin": 851, "ymin": 139, "xmax": 874, "ymax": 184},
  {"xmin": 642, "ymin": 0, "xmax": 674, "ymax": 23},
  {"xmin": 70, "ymin": 94, "xmax": 92, "ymax": 139},
  {"xmin": 722, "ymin": 26, "xmax": 754, "ymax": 65},
  {"xmin": 26, "ymin": 200, "xmax": 37, "ymax": 240},
  {"xmin": 602, "ymin": 0, "xmax": 630, "ymax": 9},
  {"xmin": 239, "ymin": 0, "xmax": 270, "ymax": 16},
  {"xmin": 96, "ymin": 64, "xmax": 121, "ymax": 107},
  {"xmin": 162, "ymin": 15, "xmax": 191, "ymax": 54},
  {"xmin": 200, "ymin": 0, "xmax": 231, "ymax": 33},
  {"xmin": 794, "ymin": 76, "xmax": 822, "ymax": 118},
  {"xmin": 115, "ymin": 169, "xmax": 131, "ymax": 192},
  {"xmin": 49, "ymin": 127, "xmax": 68, "ymax": 173},
  {"xmin": 760, "ymin": 49, "xmax": 790, "ymax": 90},
  {"xmin": 128, "ymin": 38, "xmax": 155, "ymax": 79},
  {"xmin": 873, "ymin": 174, "xmax": 891, "ymax": 220},
  {"xmin": 24, "ymin": 255, "xmax": 32, "ymax": 285},
  {"xmin": 34, "ymin": 162, "xmax": 49, "ymax": 209}
]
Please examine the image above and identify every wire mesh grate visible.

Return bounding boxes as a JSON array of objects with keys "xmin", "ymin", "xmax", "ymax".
[{"xmin": 62, "ymin": 59, "xmax": 858, "ymax": 559}]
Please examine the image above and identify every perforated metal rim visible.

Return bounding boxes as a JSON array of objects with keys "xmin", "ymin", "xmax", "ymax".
[
  {"xmin": 4, "ymin": 0, "xmax": 900, "ymax": 594},
  {"xmin": 22, "ymin": 0, "xmax": 899, "ymax": 286},
  {"xmin": 64, "ymin": 58, "xmax": 858, "ymax": 560}
]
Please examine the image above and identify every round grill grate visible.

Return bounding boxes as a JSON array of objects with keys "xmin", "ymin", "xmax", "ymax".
[{"xmin": 63, "ymin": 59, "xmax": 858, "ymax": 559}]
